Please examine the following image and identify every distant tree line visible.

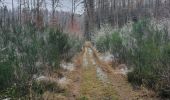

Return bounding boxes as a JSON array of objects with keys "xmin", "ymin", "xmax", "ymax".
[
  {"xmin": 1, "ymin": 0, "xmax": 169, "ymax": 38},
  {"xmin": 84, "ymin": 0, "xmax": 170, "ymax": 39},
  {"xmin": 0, "ymin": 0, "xmax": 84, "ymax": 35}
]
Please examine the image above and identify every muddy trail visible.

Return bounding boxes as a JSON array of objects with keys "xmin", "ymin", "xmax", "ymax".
[
  {"xmin": 48, "ymin": 41, "xmax": 158, "ymax": 100},
  {"xmin": 63, "ymin": 41, "xmax": 159, "ymax": 100}
]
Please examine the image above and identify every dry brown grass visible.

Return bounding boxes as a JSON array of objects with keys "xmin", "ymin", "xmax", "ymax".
[
  {"xmin": 43, "ymin": 91, "xmax": 67, "ymax": 100},
  {"xmin": 80, "ymin": 66, "xmax": 118, "ymax": 100}
]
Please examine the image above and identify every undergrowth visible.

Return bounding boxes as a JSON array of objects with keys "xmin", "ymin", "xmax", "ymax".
[
  {"xmin": 94, "ymin": 19, "xmax": 170, "ymax": 98},
  {"xmin": 0, "ymin": 23, "xmax": 83, "ymax": 99}
]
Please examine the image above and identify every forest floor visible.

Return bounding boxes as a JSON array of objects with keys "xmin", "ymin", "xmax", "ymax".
[{"xmin": 44, "ymin": 41, "xmax": 159, "ymax": 100}]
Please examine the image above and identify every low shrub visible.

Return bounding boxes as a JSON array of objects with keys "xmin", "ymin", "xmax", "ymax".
[
  {"xmin": 0, "ymin": 24, "xmax": 82, "ymax": 99},
  {"xmin": 94, "ymin": 19, "xmax": 170, "ymax": 98},
  {"xmin": 32, "ymin": 81, "xmax": 65, "ymax": 95},
  {"xmin": 0, "ymin": 61, "xmax": 14, "ymax": 90},
  {"xmin": 127, "ymin": 20, "xmax": 170, "ymax": 98}
]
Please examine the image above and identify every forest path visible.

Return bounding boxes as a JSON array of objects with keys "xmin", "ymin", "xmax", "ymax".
[{"xmin": 66, "ymin": 41, "xmax": 157, "ymax": 100}]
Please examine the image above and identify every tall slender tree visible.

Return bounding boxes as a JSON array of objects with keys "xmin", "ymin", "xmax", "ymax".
[{"xmin": 84, "ymin": 0, "xmax": 95, "ymax": 40}]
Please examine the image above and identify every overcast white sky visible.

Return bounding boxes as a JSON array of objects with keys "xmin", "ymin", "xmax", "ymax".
[{"xmin": 1, "ymin": 0, "xmax": 84, "ymax": 14}]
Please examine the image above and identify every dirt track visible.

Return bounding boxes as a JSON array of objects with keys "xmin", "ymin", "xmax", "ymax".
[{"xmin": 65, "ymin": 41, "xmax": 158, "ymax": 100}]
